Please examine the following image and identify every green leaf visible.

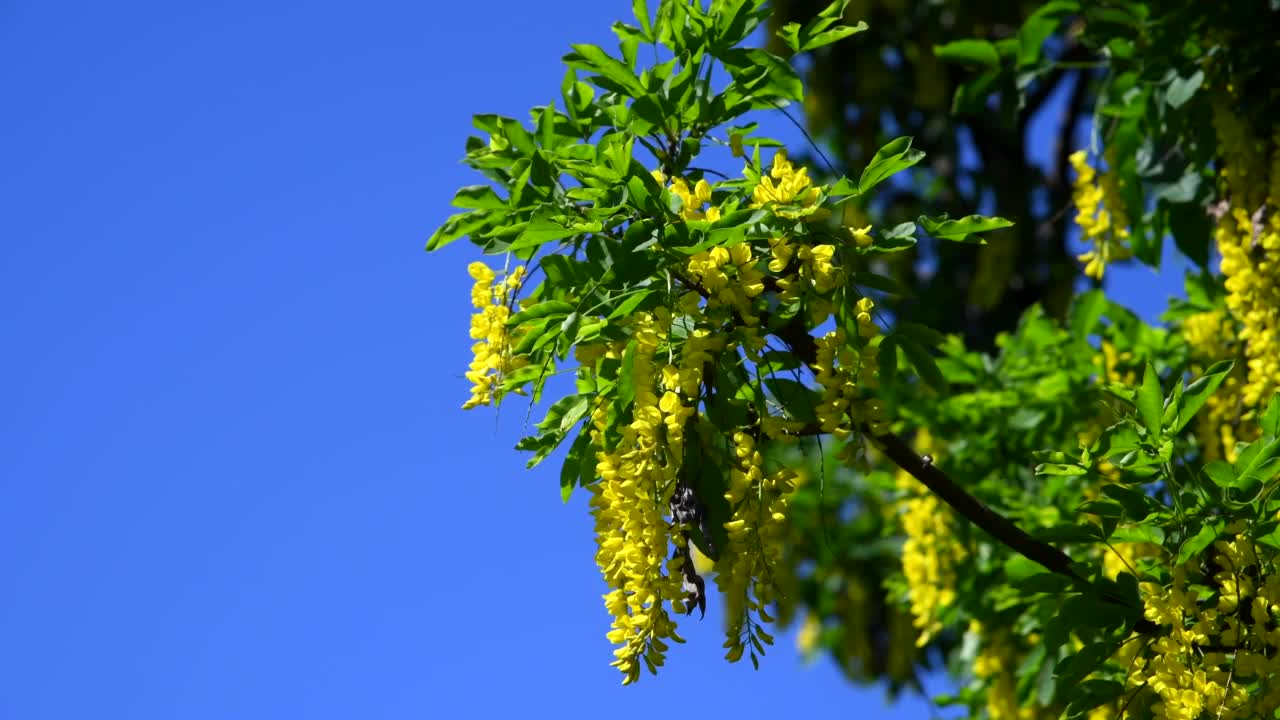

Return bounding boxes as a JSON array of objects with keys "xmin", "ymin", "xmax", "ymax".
[
  {"xmin": 631, "ymin": 0, "xmax": 651, "ymax": 37},
  {"xmin": 1166, "ymin": 69, "xmax": 1204, "ymax": 109},
  {"xmin": 1172, "ymin": 359, "xmax": 1233, "ymax": 433},
  {"xmin": 758, "ymin": 350, "xmax": 801, "ymax": 374},
  {"xmin": 451, "ymin": 185, "xmax": 507, "ymax": 210},
  {"xmin": 858, "ymin": 137, "xmax": 925, "ymax": 195},
  {"xmin": 870, "ymin": 233, "xmax": 917, "ymax": 253},
  {"xmin": 617, "ymin": 341, "xmax": 637, "ymax": 411},
  {"xmin": 688, "ymin": 421, "xmax": 730, "ymax": 560},
  {"xmin": 1256, "ymin": 524, "xmax": 1280, "ymax": 551},
  {"xmin": 1064, "ymin": 679, "xmax": 1124, "ymax": 717},
  {"xmin": 1261, "ymin": 393, "xmax": 1280, "ymax": 437},
  {"xmin": 1049, "ymin": 594, "xmax": 1120, "ymax": 648},
  {"xmin": 1162, "ymin": 378, "xmax": 1184, "ymax": 433},
  {"xmin": 918, "ymin": 214, "xmax": 1014, "ymax": 243},
  {"xmin": 1176, "ymin": 521, "xmax": 1222, "ymax": 565},
  {"xmin": 1068, "ymin": 290, "xmax": 1106, "ymax": 339},
  {"xmin": 881, "ymin": 221, "xmax": 916, "ymax": 241},
  {"xmin": 827, "ymin": 177, "xmax": 859, "ymax": 196},
  {"xmin": 1012, "ymin": 571, "xmax": 1073, "ymax": 594},
  {"xmin": 776, "ymin": 2, "xmax": 867, "ymax": 53},
  {"xmin": 713, "ymin": 0, "xmax": 768, "ymax": 49},
  {"xmin": 764, "ymin": 378, "xmax": 818, "ymax": 424},
  {"xmin": 877, "ymin": 335, "xmax": 898, "ymax": 388},
  {"xmin": 426, "ymin": 210, "xmax": 498, "ymax": 251},
  {"xmin": 538, "ymin": 393, "xmax": 592, "ymax": 435},
  {"xmin": 951, "ymin": 68, "xmax": 1001, "ymax": 115},
  {"xmin": 513, "ymin": 317, "xmax": 558, "ymax": 355},
  {"xmin": 1055, "ymin": 638, "xmax": 1118, "ymax": 690},
  {"xmin": 933, "ymin": 39, "xmax": 1000, "ymax": 67},
  {"xmin": 510, "ymin": 212, "xmax": 598, "ymax": 252},
  {"xmin": 563, "ymin": 43, "xmax": 645, "ymax": 96},
  {"xmin": 797, "ymin": 22, "xmax": 867, "ymax": 52},
  {"xmin": 518, "ymin": 393, "xmax": 588, "ymax": 469},
  {"xmin": 1102, "ymin": 484, "xmax": 1162, "ymax": 520},
  {"xmin": 1110, "ymin": 524, "xmax": 1164, "ymax": 544},
  {"xmin": 895, "ymin": 322, "xmax": 945, "ymax": 348},
  {"xmin": 607, "ymin": 288, "xmax": 662, "ymax": 320},
  {"xmin": 507, "ymin": 300, "xmax": 575, "ymax": 328},
  {"xmin": 898, "ymin": 335, "xmax": 946, "ymax": 394},
  {"xmin": 1136, "ymin": 362, "xmax": 1162, "ymax": 438},
  {"xmin": 1018, "ymin": 1, "xmax": 1077, "ymax": 68},
  {"xmin": 1036, "ymin": 463, "xmax": 1087, "ymax": 476},
  {"xmin": 1235, "ymin": 437, "xmax": 1280, "ymax": 486},
  {"xmin": 851, "ymin": 271, "xmax": 910, "ymax": 296},
  {"xmin": 1080, "ymin": 500, "xmax": 1124, "ymax": 519},
  {"xmin": 1203, "ymin": 460, "xmax": 1236, "ymax": 488},
  {"xmin": 1035, "ymin": 523, "xmax": 1104, "ymax": 543},
  {"xmin": 560, "ymin": 430, "xmax": 591, "ymax": 502},
  {"xmin": 719, "ymin": 48, "xmax": 804, "ymax": 102},
  {"xmin": 501, "ymin": 117, "xmax": 536, "ymax": 156}
]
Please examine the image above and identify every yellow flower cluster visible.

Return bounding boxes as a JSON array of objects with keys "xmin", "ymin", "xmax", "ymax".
[
  {"xmin": 972, "ymin": 623, "xmax": 1053, "ymax": 720},
  {"xmin": 766, "ymin": 236, "xmax": 844, "ymax": 326},
  {"xmin": 1096, "ymin": 339, "xmax": 1136, "ymax": 385},
  {"xmin": 462, "ymin": 262, "xmax": 525, "ymax": 409},
  {"xmin": 672, "ymin": 176, "xmax": 721, "ymax": 222},
  {"xmin": 1211, "ymin": 94, "xmax": 1267, "ymax": 211},
  {"xmin": 718, "ymin": 430, "xmax": 799, "ymax": 662},
  {"xmin": 1126, "ymin": 534, "xmax": 1280, "ymax": 719},
  {"xmin": 751, "ymin": 150, "xmax": 828, "ymax": 220},
  {"xmin": 686, "ymin": 244, "xmax": 764, "ymax": 323},
  {"xmin": 1102, "ymin": 540, "xmax": 1157, "ymax": 581},
  {"xmin": 589, "ymin": 312, "xmax": 693, "ymax": 684},
  {"xmin": 1069, "ymin": 150, "xmax": 1133, "ymax": 280},
  {"xmin": 812, "ymin": 298, "xmax": 884, "ymax": 442},
  {"xmin": 897, "ymin": 468, "xmax": 963, "ymax": 646},
  {"xmin": 1211, "ymin": 103, "xmax": 1280, "ymax": 412},
  {"xmin": 795, "ymin": 612, "xmax": 821, "ymax": 661},
  {"xmin": 740, "ymin": 153, "xmax": 857, "ymax": 328},
  {"xmin": 1182, "ymin": 310, "xmax": 1253, "ymax": 461}
]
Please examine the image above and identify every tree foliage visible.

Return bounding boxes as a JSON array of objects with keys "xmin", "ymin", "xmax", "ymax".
[{"xmin": 428, "ymin": 1, "xmax": 1280, "ymax": 717}]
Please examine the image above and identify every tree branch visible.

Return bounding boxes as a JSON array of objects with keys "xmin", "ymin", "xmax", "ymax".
[{"xmin": 666, "ymin": 238, "xmax": 1151, "ymax": 629}]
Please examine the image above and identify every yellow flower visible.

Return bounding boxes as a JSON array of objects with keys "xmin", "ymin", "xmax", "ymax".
[
  {"xmin": 719, "ymin": 430, "xmax": 799, "ymax": 663},
  {"xmin": 461, "ymin": 262, "xmax": 521, "ymax": 409},
  {"xmin": 667, "ymin": 176, "xmax": 718, "ymax": 221},
  {"xmin": 1209, "ymin": 111, "xmax": 1280, "ymax": 411},
  {"xmin": 897, "ymin": 444, "xmax": 964, "ymax": 647},
  {"xmin": 588, "ymin": 313, "xmax": 689, "ymax": 684},
  {"xmin": 849, "ymin": 225, "xmax": 873, "ymax": 248},
  {"xmin": 1069, "ymin": 149, "xmax": 1132, "ymax": 280},
  {"xmin": 751, "ymin": 150, "xmax": 827, "ymax": 219}
]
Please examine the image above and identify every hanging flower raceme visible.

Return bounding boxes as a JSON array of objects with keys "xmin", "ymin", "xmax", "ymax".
[
  {"xmin": 1123, "ymin": 532, "xmax": 1280, "ymax": 720},
  {"xmin": 588, "ymin": 311, "xmax": 689, "ymax": 684},
  {"xmin": 1069, "ymin": 150, "xmax": 1133, "ymax": 280},
  {"xmin": 1182, "ymin": 310, "xmax": 1252, "ymax": 461},
  {"xmin": 812, "ymin": 297, "xmax": 885, "ymax": 446},
  {"xmin": 895, "ymin": 435, "xmax": 964, "ymax": 647},
  {"xmin": 971, "ymin": 623, "xmax": 1056, "ymax": 720},
  {"xmin": 1211, "ymin": 105, "xmax": 1280, "ymax": 412},
  {"xmin": 461, "ymin": 262, "xmax": 525, "ymax": 409},
  {"xmin": 686, "ymin": 243, "xmax": 765, "ymax": 324},
  {"xmin": 718, "ymin": 429, "xmax": 799, "ymax": 665}
]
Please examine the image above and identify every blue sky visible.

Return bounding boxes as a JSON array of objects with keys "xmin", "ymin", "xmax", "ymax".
[{"xmin": 0, "ymin": 2, "xmax": 1182, "ymax": 718}]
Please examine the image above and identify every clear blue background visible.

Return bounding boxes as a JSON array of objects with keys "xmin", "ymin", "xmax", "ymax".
[{"xmin": 0, "ymin": 2, "xmax": 1180, "ymax": 718}]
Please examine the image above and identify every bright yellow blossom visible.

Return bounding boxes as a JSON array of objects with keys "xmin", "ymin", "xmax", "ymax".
[
  {"xmin": 751, "ymin": 150, "xmax": 828, "ymax": 220},
  {"xmin": 461, "ymin": 262, "xmax": 525, "ymax": 409},
  {"xmin": 1070, "ymin": 150, "xmax": 1132, "ymax": 280}
]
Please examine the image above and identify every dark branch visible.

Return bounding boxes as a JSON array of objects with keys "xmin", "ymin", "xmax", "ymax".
[{"xmin": 665, "ymin": 237, "xmax": 1152, "ymax": 630}]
